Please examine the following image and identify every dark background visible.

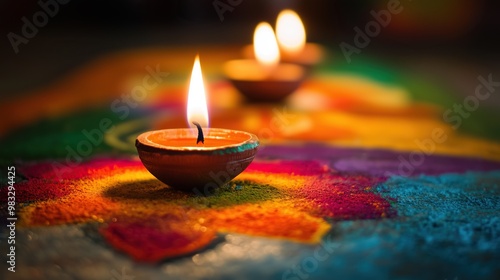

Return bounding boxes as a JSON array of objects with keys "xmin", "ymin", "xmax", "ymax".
[{"xmin": 1, "ymin": 0, "xmax": 499, "ymax": 101}]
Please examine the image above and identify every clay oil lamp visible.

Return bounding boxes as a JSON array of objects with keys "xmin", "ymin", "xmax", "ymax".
[{"xmin": 136, "ymin": 55, "xmax": 259, "ymax": 192}]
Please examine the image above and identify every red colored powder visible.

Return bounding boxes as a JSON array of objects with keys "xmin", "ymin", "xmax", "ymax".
[
  {"xmin": 246, "ymin": 160, "xmax": 330, "ymax": 176},
  {"xmin": 0, "ymin": 179, "xmax": 73, "ymax": 203},
  {"xmin": 2, "ymin": 158, "xmax": 144, "ymax": 203},
  {"xmin": 245, "ymin": 160, "xmax": 395, "ymax": 220},
  {"xmin": 299, "ymin": 174, "xmax": 396, "ymax": 219},
  {"xmin": 101, "ymin": 214, "xmax": 215, "ymax": 262},
  {"xmin": 18, "ymin": 158, "xmax": 144, "ymax": 180}
]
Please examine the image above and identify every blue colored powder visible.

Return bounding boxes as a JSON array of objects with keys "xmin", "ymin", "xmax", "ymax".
[
  {"xmin": 306, "ymin": 171, "xmax": 500, "ymax": 280},
  {"xmin": 373, "ymin": 171, "xmax": 500, "ymax": 279}
]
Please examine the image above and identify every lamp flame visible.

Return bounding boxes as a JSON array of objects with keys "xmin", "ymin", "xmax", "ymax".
[
  {"xmin": 276, "ymin": 9, "xmax": 306, "ymax": 54},
  {"xmin": 253, "ymin": 22, "xmax": 280, "ymax": 67},
  {"xmin": 187, "ymin": 55, "xmax": 209, "ymax": 128}
]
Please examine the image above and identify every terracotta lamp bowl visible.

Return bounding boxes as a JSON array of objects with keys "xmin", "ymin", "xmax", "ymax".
[
  {"xmin": 136, "ymin": 128, "xmax": 259, "ymax": 192},
  {"xmin": 223, "ymin": 59, "xmax": 306, "ymax": 102}
]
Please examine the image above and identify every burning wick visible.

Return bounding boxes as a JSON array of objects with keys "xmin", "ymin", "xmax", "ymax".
[{"xmin": 192, "ymin": 122, "xmax": 204, "ymax": 144}]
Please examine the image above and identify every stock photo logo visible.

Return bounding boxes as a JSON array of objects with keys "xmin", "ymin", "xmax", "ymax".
[
  {"xmin": 7, "ymin": 0, "xmax": 72, "ymax": 54},
  {"xmin": 339, "ymin": 0, "xmax": 409, "ymax": 63}
]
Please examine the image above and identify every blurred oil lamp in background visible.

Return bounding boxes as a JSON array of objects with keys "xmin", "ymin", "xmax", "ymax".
[
  {"xmin": 243, "ymin": 10, "xmax": 324, "ymax": 68},
  {"xmin": 275, "ymin": 9, "xmax": 324, "ymax": 67},
  {"xmin": 224, "ymin": 22, "xmax": 306, "ymax": 102}
]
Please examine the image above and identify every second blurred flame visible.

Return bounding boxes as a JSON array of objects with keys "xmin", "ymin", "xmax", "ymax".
[{"xmin": 276, "ymin": 10, "xmax": 306, "ymax": 54}]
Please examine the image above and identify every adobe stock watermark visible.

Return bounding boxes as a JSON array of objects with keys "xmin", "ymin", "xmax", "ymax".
[
  {"xmin": 51, "ymin": 65, "xmax": 169, "ymax": 180},
  {"xmin": 339, "ymin": 0, "xmax": 410, "ymax": 63},
  {"xmin": 192, "ymin": 105, "xmax": 296, "ymax": 197},
  {"xmin": 282, "ymin": 233, "xmax": 340, "ymax": 280},
  {"xmin": 386, "ymin": 74, "xmax": 499, "ymax": 177},
  {"xmin": 213, "ymin": 0, "xmax": 243, "ymax": 22},
  {"xmin": 7, "ymin": 0, "xmax": 72, "ymax": 54}
]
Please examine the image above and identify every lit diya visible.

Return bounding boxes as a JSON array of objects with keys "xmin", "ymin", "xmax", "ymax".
[
  {"xmin": 242, "ymin": 9, "xmax": 324, "ymax": 67},
  {"xmin": 136, "ymin": 55, "xmax": 259, "ymax": 193},
  {"xmin": 223, "ymin": 22, "xmax": 306, "ymax": 102}
]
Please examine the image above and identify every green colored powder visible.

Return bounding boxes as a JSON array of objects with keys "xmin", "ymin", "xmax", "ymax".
[
  {"xmin": 183, "ymin": 180, "xmax": 283, "ymax": 209},
  {"xmin": 0, "ymin": 108, "xmax": 127, "ymax": 160}
]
